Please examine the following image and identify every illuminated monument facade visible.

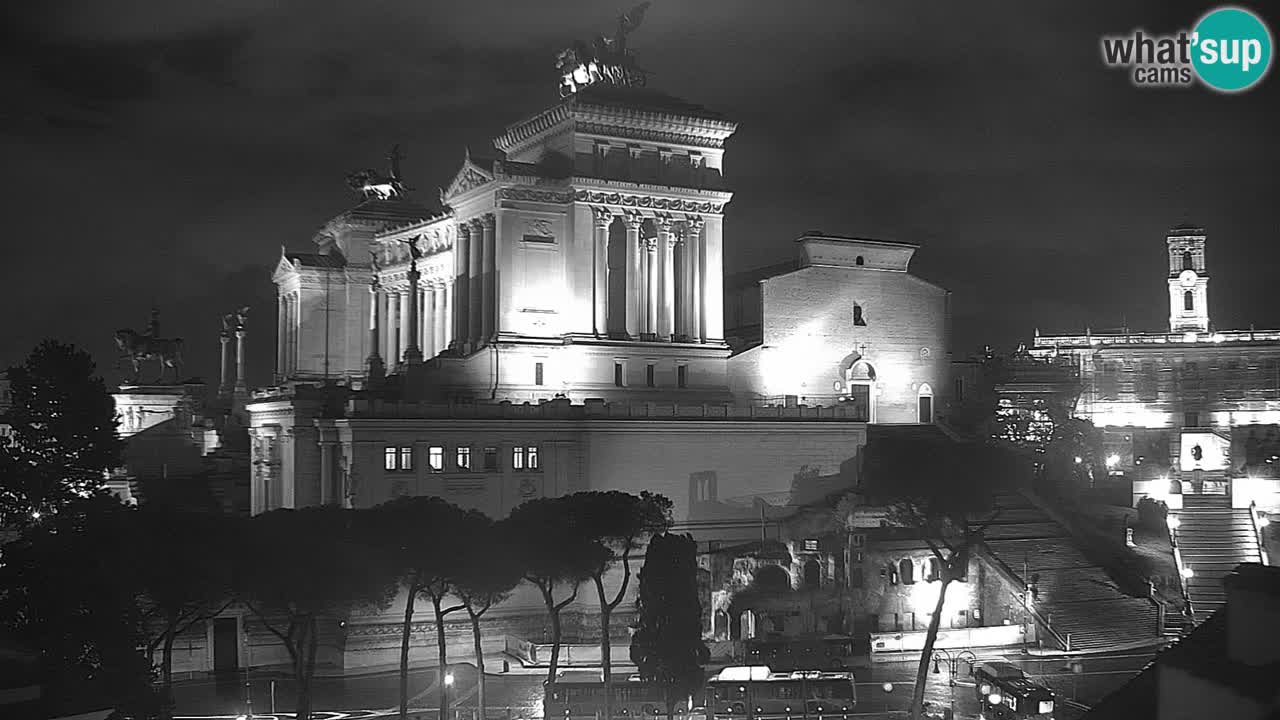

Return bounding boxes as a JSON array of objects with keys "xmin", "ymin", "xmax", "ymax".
[
  {"xmin": 238, "ymin": 9, "xmax": 954, "ymax": 676},
  {"xmin": 1031, "ymin": 225, "xmax": 1280, "ymax": 512}
]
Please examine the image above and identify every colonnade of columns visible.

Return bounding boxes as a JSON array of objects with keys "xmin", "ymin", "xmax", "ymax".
[
  {"xmin": 370, "ymin": 280, "xmax": 454, "ymax": 369},
  {"xmin": 453, "ymin": 214, "xmax": 496, "ymax": 353},
  {"xmin": 591, "ymin": 209, "xmax": 709, "ymax": 342}
]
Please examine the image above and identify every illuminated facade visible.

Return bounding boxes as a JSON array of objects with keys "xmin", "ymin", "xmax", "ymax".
[
  {"xmin": 241, "ymin": 77, "xmax": 955, "ymax": 675},
  {"xmin": 1030, "ymin": 225, "xmax": 1280, "ymax": 512}
]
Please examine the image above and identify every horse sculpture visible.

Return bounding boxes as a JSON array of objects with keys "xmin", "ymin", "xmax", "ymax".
[{"xmin": 114, "ymin": 328, "xmax": 184, "ymax": 384}]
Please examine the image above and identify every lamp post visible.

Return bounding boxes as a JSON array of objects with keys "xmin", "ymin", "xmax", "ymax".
[{"xmin": 443, "ymin": 665, "xmax": 455, "ymax": 720}]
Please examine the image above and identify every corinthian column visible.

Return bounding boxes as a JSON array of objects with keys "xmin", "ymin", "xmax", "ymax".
[
  {"xmin": 453, "ymin": 223, "xmax": 470, "ymax": 352},
  {"xmin": 403, "ymin": 243, "xmax": 423, "ymax": 366},
  {"xmin": 685, "ymin": 215, "xmax": 705, "ymax": 342},
  {"xmin": 591, "ymin": 206, "xmax": 612, "ymax": 336},
  {"xmin": 623, "ymin": 211, "xmax": 643, "ymax": 339},
  {"xmin": 234, "ymin": 326, "xmax": 247, "ymax": 393},
  {"xmin": 367, "ymin": 280, "xmax": 384, "ymax": 383},
  {"xmin": 220, "ymin": 331, "xmax": 231, "ymax": 395},
  {"xmin": 645, "ymin": 236, "xmax": 659, "ymax": 339},
  {"xmin": 656, "ymin": 214, "xmax": 676, "ymax": 341},
  {"xmin": 468, "ymin": 219, "xmax": 483, "ymax": 347},
  {"xmin": 480, "ymin": 213, "xmax": 496, "ymax": 344}
]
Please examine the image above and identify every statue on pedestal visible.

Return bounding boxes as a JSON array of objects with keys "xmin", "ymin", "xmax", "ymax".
[
  {"xmin": 115, "ymin": 309, "xmax": 184, "ymax": 384},
  {"xmin": 346, "ymin": 144, "xmax": 409, "ymax": 200}
]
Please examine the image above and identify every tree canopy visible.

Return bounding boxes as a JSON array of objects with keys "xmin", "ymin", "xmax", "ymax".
[
  {"xmin": 0, "ymin": 341, "xmax": 122, "ymax": 527},
  {"xmin": 631, "ymin": 533, "xmax": 708, "ymax": 720}
]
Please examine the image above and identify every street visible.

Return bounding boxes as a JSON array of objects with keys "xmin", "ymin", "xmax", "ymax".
[{"xmin": 174, "ymin": 647, "xmax": 1156, "ymax": 720}]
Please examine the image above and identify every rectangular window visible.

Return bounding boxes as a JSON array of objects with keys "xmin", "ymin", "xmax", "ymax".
[
  {"xmin": 483, "ymin": 446, "xmax": 498, "ymax": 471},
  {"xmin": 398, "ymin": 446, "xmax": 413, "ymax": 471},
  {"xmin": 677, "ymin": 365, "xmax": 688, "ymax": 388},
  {"xmin": 614, "ymin": 362, "xmax": 624, "ymax": 387},
  {"xmin": 535, "ymin": 362, "xmax": 544, "ymax": 386},
  {"xmin": 527, "ymin": 445, "xmax": 539, "ymax": 470},
  {"xmin": 513, "ymin": 446, "xmax": 525, "ymax": 470},
  {"xmin": 646, "ymin": 363, "xmax": 656, "ymax": 387},
  {"xmin": 954, "ymin": 377, "xmax": 964, "ymax": 403},
  {"xmin": 384, "ymin": 447, "xmax": 397, "ymax": 471},
  {"xmin": 428, "ymin": 446, "xmax": 444, "ymax": 472},
  {"xmin": 456, "ymin": 446, "xmax": 472, "ymax": 471}
]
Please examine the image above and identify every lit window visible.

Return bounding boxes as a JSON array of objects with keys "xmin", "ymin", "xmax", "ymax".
[
  {"xmin": 513, "ymin": 446, "xmax": 525, "ymax": 470},
  {"xmin": 646, "ymin": 363, "xmax": 656, "ymax": 387},
  {"xmin": 677, "ymin": 365, "xmax": 688, "ymax": 388},
  {"xmin": 614, "ymin": 362, "xmax": 625, "ymax": 387},
  {"xmin": 384, "ymin": 447, "xmax": 397, "ymax": 471},
  {"xmin": 535, "ymin": 362, "xmax": 544, "ymax": 386},
  {"xmin": 428, "ymin": 446, "xmax": 444, "ymax": 472},
  {"xmin": 456, "ymin": 446, "xmax": 471, "ymax": 471},
  {"xmin": 527, "ymin": 445, "xmax": 539, "ymax": 470},
  {"xmin": 398, "ymin": 446, "xmax": 413, "ymax": 471},
  {"xmin": 483, "ymin": 447, "xmax": 498, "ymax": 471},
  {"xmin": 803, "ymin": 538, "xmax": 819, "ymax": 552}
]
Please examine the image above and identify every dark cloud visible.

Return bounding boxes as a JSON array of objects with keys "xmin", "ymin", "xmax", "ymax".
[{"xmin": 1, "ymin": 0, "xmax": 1277, "ymax": 386}]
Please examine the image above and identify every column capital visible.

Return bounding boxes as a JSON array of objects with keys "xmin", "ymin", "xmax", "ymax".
[
  {"xmin": 623, "ymin": 210, "xmax": 644, "ymax": 231},
  {"xmin": 654, "ymin": 213, "xmax": 676, "ymax": 233},
  {"xmin": 476, "ymin": 213, "xmax": 496, "ymax": 230},
  {"xmin": 591, "ymin": 205, "xmax": 614, "ymax": 229},
  {"xmin": 457, "ymin": 221, "xmax": 472, "ymax": 238},
  {"xmin": 684, "ymin": 214, "xmax": 705, "ymax": 235},
  {"xmin": 643, "ymin": 236, "xmax": 659, "ymax": 253}
]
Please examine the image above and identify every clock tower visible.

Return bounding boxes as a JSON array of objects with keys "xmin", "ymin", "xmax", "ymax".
[{"xmin": 1167, "ymin": 224, "xmax": 1209, "ymax": 333}]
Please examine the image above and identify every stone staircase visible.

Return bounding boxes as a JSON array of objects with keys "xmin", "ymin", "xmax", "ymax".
[
  {"xmin": 1174, "ymin": 493, "xmax": 1263, "ymax": 623},
  {"xmin": 981, "ymin": 493, "xmax": 1162, "ymax": 651}
]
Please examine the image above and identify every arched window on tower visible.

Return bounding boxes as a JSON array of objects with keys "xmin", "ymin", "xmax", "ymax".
[
  {"xmin": 1184, "ymin": 291, "xmax": 1195, "ymax": 312},
  {"xmin": 853, "ymin": 305, "xmax": 867, "ymax": 326},
  {"xmin": 1182, "ymin": 251, "xmax": 1194, "ymax": 271},
  {"xmin": 855, "ymin": 255, "xmax": 865, "ymax": 266}
]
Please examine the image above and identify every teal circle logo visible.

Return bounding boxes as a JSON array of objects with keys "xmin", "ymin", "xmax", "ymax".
[{"xmin": 1192, "ymin": 6, "xmax": 1273, "ymax": 92}]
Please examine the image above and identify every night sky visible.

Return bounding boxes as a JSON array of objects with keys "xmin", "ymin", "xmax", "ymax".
[{"xmin": 2, "ymin": 1, "xmax": 1277, "ymax": 389}]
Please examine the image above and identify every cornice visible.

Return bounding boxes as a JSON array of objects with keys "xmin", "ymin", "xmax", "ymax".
[
  {"xmin": 571, "ymin": 188, "xmax": 729, "ymax": 216},
  {"xmin": 574, "ymin": 119, "xmax": 732, "ymax": 150},
  {"xmin": 494, "ymin": 104, "xmax": 573, "ymax": 153}
]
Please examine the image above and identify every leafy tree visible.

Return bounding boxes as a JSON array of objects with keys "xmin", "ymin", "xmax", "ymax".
[
  {"xmin": 237, "ymin": 507, "xmax": 398, "ymax": 720},
  {"xmin": 366, "ymin": 496, "xmax": 484, "ymax": 720},
  {"xmin": 0, "ymin": 494, "xmax": 158, "ymax": 718},
  {"xmin": 0, "ymin": 341, "xmax": 123, "ymax": 527},
  {"xmin": 135, "ymin": 505, "xmax": 238, "ymax": 718},
  {"xmin": 567, "ymin": 491, "xmax": 673, "ymax": 720},
  {"xmin": 504, "ymin": 496, "xmax": 607, "ymax": 684},
  {"xmin": 454, "ymin": 516, "xmax": 523, "ymax": 720},
  {"xmin": 631, "ymin": 533, "xmax": 709, "ymax": 720},
  {"xmin": 861, "ymin": 433, "xmax": 1023, "ymax": 720}
]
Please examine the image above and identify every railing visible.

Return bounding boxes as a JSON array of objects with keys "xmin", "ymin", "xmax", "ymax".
[
  {"xmin": 972, "ymin": 543, "xmax": 1069, "ymax": 651},
  {"xmin": 1168, "ymin": 518, "xmax": 1195, "ymax": 622},
  {"xmin": 1250, "ymin": 501, "xmax": 1270, "ymax": 566}
]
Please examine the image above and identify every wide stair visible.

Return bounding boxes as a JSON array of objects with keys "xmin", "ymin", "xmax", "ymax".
[
  {"xmin": 1174, "ymin": 493, "xmax": 1263, "ymax": 623},
  {"xmin": 982, "ymin": 493, "xmax": 1161, "ymax": 651}
]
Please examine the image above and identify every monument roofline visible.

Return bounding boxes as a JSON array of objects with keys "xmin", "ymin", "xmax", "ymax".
[
  {"xmin": 1033, "ymin": 328, "xmax": 1280, "ymax": 349},
  {"xmin": 494, "ymin": 89, "xmax": 738, "ymax": 155}
]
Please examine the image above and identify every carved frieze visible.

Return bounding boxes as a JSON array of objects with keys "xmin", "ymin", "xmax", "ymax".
[
  {"xmin": 524, "ymin": 218, "xmax": 554, "ymax": 238},
  {"xmin": 496, "ymin": 187, "xmax": 575, "ymax": 204},
  {"xmin": 575, "ymin": 190, "xmax": 724, "ymax": 215}
]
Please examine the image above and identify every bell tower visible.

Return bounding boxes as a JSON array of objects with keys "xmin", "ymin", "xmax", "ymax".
[{"xmin": 1167, "ymin": 224, "xmax": 1209, "ymax": 333}]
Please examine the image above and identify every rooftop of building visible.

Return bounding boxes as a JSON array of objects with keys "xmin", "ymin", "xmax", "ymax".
[
  {"xmin": 1033, "ymin": 327, "xmax": 1280, "ymax": 350},
  {"xmin": 1085, "ymin": 565, "xmax": 1280, "ymax": 718}
]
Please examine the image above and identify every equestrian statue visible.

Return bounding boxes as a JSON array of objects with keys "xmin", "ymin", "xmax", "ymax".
[{"xmin": 115, "ymin": 311, "xmax": 185, "ymax": 384}]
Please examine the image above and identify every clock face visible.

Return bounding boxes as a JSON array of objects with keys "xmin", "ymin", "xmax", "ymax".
[{"xmin": 1179, "ymin": 269, "xmax": 1198, "ymax": 287}]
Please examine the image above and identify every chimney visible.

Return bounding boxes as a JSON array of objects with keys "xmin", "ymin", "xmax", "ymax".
[{"xmin": 1225, "ymin": 563, "xmax": 1280, "ymax": 666}]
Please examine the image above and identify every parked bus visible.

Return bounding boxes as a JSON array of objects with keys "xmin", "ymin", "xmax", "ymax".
[
  {"xmin": 743, "ymin": 635, "xmax": 866, "ymax": 673},
  {"xmin": 701, "ymin": 665, "xmax": 858, "ymax": 720},
  {"xmin": 972, "ymin": 662, "xmax": 1056, "ymax": 720},
  {"xmin": 545, "ymin": 674, "xmax": 689, "ymax": 720}
]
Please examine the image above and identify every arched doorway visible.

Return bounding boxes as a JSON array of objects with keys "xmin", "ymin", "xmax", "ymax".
[
  {"xmin": 844, "ymin": 360, "xmax": 877, "ymax": 422},
  {"xmin": 917, "ymin": 382, "xmax": 934, "ymax": 424}
]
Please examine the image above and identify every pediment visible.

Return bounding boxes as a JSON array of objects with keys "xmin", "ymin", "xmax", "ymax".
[
  {"xmin": 442, "ymin": 155, "xmax": 495, "ymax": 202},
  {"xmin": 272, "ymin": 252, "xmax": 300, "ymax": 283}
]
